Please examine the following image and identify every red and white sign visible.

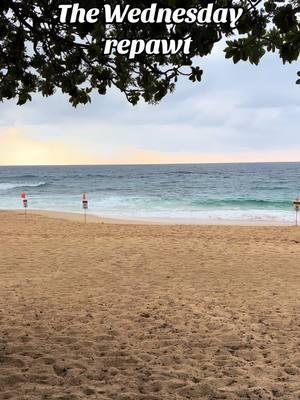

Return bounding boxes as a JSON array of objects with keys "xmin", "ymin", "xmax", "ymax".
[
  {"xmin": 82, "ymin": 193, "xmax": 88, "ymax": 210},
  {"xmin": 21, "ymin": 192, "xmax": 28, "ymax": 208},
  {"xmin": 294, "ymin": 197, "xmax": 300, "ymax": 210}
]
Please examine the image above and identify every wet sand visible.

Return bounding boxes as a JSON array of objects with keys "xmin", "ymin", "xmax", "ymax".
[
  {"xmin": 0, "ymin": 211, "xmax": 300, "ymax": 400},
  {"xmin": 25, "ymin": 209, "xmax": 293, "ymax": 226}
]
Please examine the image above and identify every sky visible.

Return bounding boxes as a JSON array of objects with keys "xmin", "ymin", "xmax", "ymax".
[{"xmin": 0, "ymin": 44, "xmax": 299, "ymax": 165}]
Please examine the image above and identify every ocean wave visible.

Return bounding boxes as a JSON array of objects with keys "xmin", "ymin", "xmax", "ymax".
[
  {"xmin": 0, "ymin": 174, "xmax": 39, "ymax": 180},
  {"xmin": 0, "ymin": 182, "xmax": 48, "ymax": 191},
  {"xmin": 165, "ymin": 171, "xmax": 195, "ymax": 176},
  {"xmin": 191, "ymin": 198, "xmax": 292, "ymax": 209},
  {"xmin": 18, "ymin": 174, "xmax": 40, "ymax": 179},
  {"xmin": 93, "ymin": 187, "xmax": 129, "ymax": 192}
]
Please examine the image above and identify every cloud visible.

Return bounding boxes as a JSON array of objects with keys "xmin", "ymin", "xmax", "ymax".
[{"xmin": 0, "ymin": 49, "xmax": 299, "ymax": 165}]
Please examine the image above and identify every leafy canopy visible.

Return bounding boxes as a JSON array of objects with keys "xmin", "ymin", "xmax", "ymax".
[{"xmin": 0, "ymin": 0, "xmax": 299, "ymax": 106}]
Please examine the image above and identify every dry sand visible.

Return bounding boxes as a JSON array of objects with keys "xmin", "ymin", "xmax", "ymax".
[{"xmin": 0, "ymin": 211, "xmax": 300, "ymax": 400}]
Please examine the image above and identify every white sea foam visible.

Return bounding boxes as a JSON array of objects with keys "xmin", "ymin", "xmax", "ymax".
[{"xmin": 0, "ymin": 182, "xmax": 46, "ymax": 191}]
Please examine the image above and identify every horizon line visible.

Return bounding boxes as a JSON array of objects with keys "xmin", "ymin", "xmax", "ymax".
[{"xmin": 0, "ymin": 160, "xmax": 300, "ymax": 167}]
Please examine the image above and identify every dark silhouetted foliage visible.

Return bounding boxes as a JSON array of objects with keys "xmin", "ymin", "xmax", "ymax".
[{"xmin": 0, "ymin": 0, "xmax": 299, "ymax": 106}]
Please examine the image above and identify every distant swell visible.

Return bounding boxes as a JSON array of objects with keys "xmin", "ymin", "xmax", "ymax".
[
  {"xmin": 0, "ymin": 174, "xmax": 39, "ymax": 180},
  {"xmin": 0, "ymin": 182, "xmax": 48, "ymax": 191},
  {"xmin": 167, "ymin": 171, "xmax": 195, "ymax": 175},
  {"xmin": 191, "ymin": 199, "xmax": 292, "ymax": 209},
  {"xmin": 18, "ymin": 174, "xmax": 39, "ymax": 179}
]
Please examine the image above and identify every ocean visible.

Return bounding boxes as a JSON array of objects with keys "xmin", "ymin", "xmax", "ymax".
[{"xmin": 0, "ymin": 163, "xmax": 299, "ymax": 223}]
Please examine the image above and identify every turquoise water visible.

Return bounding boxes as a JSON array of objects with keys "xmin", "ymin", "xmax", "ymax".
[{"xmin": 0, "ymin": 163, "xmax": 299, "ymax": 222}]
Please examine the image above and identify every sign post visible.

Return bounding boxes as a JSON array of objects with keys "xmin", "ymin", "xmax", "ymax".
[
  {"xmin": 21, "ymin": 192, "xmax": 28, "ymax": 221},
  {"xmin": 82, "ymin": 193, "xmax": 88, "ymax": 224},
  {"xmin": 294, "ymin": 197, "xmax": 300, "ymax": 226}
]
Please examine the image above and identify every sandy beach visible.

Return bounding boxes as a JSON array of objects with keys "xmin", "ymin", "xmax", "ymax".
[{"xmin": 1, "ymin": 210, "xmax": 300, "ymax": 400}]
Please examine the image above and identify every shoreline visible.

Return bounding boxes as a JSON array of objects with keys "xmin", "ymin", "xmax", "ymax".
[{"xmin": 1, "ymin": 209, "xmax": 294, "ymax": 226}]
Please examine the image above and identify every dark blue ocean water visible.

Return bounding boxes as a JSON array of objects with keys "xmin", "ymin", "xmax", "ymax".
[{"xmin": 0, "ymin": 163, "xmax": 299, "ymax": 222}]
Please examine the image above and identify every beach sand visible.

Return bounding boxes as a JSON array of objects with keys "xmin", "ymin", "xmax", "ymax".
[{"xmin": 0, "ymin": 211, "xmax": 300, "ymax": 400}]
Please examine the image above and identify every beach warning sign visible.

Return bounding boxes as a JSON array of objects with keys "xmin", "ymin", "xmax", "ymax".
[
  {"xmin": 82, "ymin": 193, "xmax": 88, "ymax": 210},
  {"xmin": 21, "ymin": 192, "xmax": 28, "ymax": 208},
  {"xmin": 21, "ymin": 192, "xmax": 28, "ymax": 220},
  {"xmin": 82, "ymin": 193, "xmax": 88, "ymax": 223},
  {"xmin": 294, "ymin": 197, "xmax": 300, "ymax": 226}
]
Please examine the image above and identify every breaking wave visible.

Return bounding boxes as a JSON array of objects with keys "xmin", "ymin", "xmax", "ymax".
[{"xmin": 0, "ymin": 182, "xmax": 48, "ymax": 191}]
